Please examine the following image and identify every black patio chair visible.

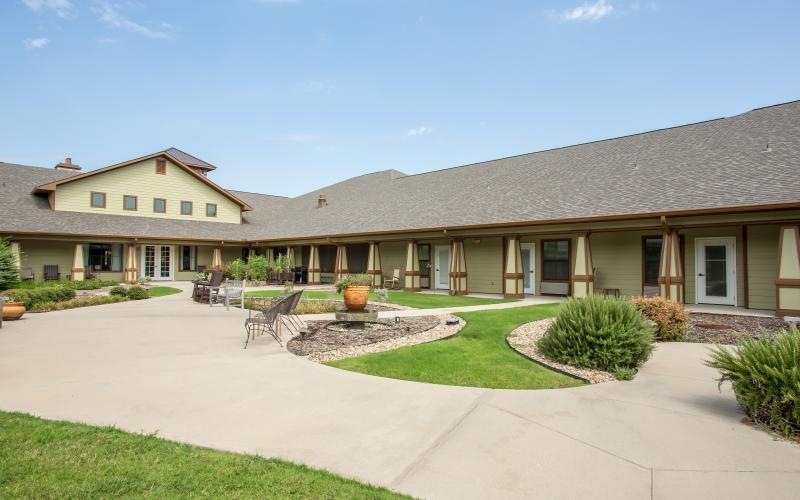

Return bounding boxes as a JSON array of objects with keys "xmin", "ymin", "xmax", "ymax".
[
  {"xmin": 43, "ymin": 264, "xmax": 60, "ymax": 281},
  {"xmin": 282, "ymin": 290, "xmax": 305, "ymax": 331},
  {"xmin": 196, "ymin": 270, "xmax": 224, "ymax": 303},
  {"xmin": 243, "ymin": 297, "xmax": 286, "ymax": 348}
]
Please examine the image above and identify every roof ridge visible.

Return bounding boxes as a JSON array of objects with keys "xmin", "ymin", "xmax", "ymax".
[
  {"xmin": 228, "ymin": 189, "xmax": 289, "ymax": 199},
  {"xmin": 750, "ymin": 98, "xmax": 800, "ymax": 112}
]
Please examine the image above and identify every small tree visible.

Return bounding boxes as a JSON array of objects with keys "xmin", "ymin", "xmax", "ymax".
[
  {"xmin": 0, "ymin": 238, "xmax": 21, "ymax": 291},
  {"xmin": 247, "ymin": 255, "xmax": 269, "ymax": 282}
]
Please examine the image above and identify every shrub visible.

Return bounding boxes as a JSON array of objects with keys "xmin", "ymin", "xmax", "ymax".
[
  {"xmin": 227, "ymin": 258, "xmax": 249, "ymax": 281},
  {"xmin": 71, "ymin": 279, "xmax": 119, "ymax": 290},
  {"xmin": 706, "ymin": 325, "xmax": 800, "ymax": 437},
  {"xmin": 109, "ymin": 286, "xmax": 128, "ymax": 297},
  {"xmin": 247, "ymin": 255, "xmax": 269, "ymax": 282},
  {"xmin": 612, "ymin": 367, "xmax": 637, "ymax": 381},
  {"xmin": 0, "ymin": 238, "xmax": 20, "ymax": 291},
  {"xmin": 126, "ymin": 286, "xmax": 149, "ymax": 300},
  {"xmin": 539, "ymin": 294, "xmax": 655, "ymax": 374},
  {"xmin": 4, "ymin": 286, "xmax": 76, "ymax": 309},
  {"xmin": 334, "ymin": 274, "xmax": 373, "ymax": 294},
  {"xmin": 293, "ymin": 299, "xmax": 339, "ymax": 314},
  {"xmin": 33, "ymin": 295, "xmax": 128, "ymax": 312},
  {"xmin": 274, "ymin": 254, "xmax": 290, "ymax": 273},
  {"xmin": 374, "ymin": 287, "xmax": 389, "ymax": 302},
  {"xmin": 630, "ymin": 296, "xmax": 688, "ymax": 341}
]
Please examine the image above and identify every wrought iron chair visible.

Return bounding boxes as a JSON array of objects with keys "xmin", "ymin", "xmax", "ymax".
[
  {"xmin": 282, "ymin": 290, "xmax": 305, "ymax": 331},
  {"xmin": 210, "ymin": 280, "xmax": 245, "ymax": 310},
  {"xmin": 243, "ymin": 297, "xmax": 286, "ymax": 348}
]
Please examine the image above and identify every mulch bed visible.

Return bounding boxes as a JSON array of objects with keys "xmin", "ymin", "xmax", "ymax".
[
  {"xmin": 687, "ymin": 313, "xmax": 795, "ymax": 344},
  {"xmin": 287, "ymin": 316, "xmax": 439, "ymax": 356}
]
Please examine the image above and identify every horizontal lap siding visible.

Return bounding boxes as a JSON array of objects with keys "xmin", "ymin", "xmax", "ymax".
[
  {"xmin": 379, "ymin": 242, "xmax": 406, "ymax": 281},
  {"xmin": 19, "ymin": 240, "xmax": 74, "ymax": 281},
  {"xmin": 464, "ymin": 237, "xmax": 502, "ymax": 294},
  {"xmin": 683, "ymin": 227, "xmax": 744, "ymax": 305},
  {"xmin": 746, "ymin": 225, "xmax": 778, "ymax": 310},
  {"xmin": 591, "ymin": 232, "xmax": 645, "ymax": 297}
]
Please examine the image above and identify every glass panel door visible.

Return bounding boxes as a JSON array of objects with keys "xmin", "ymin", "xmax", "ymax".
[
  {"xmin": 435, "ymin": 246, "xmax": 450, "ymax": 290},
  {"xmin": 521, "ymin": 243, "xmax": 535, "ymax": 294},
  {"xmin": 159, "ymin": 246, "xmax": 172, "ymax": 279},
  {"xmin": 144, "ymin": 245, "xmax": 156, "ymax": 279},
  {"xmin": 695, "ymin": 237, "xmax": 735, "ymax": 305}
]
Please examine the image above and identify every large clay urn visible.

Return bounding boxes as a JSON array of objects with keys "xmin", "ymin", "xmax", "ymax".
[
  {"xmin": 342, "ymin": 285, "xmax": 370, "ymax": 311},
  {"xmin": 2, "ymin": 301, "xmax": 26, "ymax": 321}
]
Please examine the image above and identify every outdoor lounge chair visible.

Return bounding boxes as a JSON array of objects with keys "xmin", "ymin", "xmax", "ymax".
[
  {"xmin": 196, "ymin": 270, "xmax": 224, "ymax": 303},
  {"xmin": 209, "ymin": 279, "xmax": 245, "ymax": 310},
  {"xmin": 43, "ymin": 264, "xmax": 60, "ymax": 281},
  {"xmin": 383, "ymin": 268, "xmax": 401, "ymax": 289},
  {"xmin": 21, "ymin": 267, "xmax": 34, "ymax": 281},
  {"xmin": 243, "ymin": 297, "xmax": 285, "ymax": 348}
]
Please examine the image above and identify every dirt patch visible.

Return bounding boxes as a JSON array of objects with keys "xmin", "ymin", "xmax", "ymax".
[{"xmin": 688, "ymin": 313, "xmax": 794, "ymax": 344}]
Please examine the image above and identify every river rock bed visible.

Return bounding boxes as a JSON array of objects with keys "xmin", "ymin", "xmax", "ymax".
[{"xmin": 687, "ymin": 313, "xmax": 795, "ymax": 344}]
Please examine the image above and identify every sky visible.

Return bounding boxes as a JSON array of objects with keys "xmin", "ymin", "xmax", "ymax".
[{"xmin": 1, "ymin": 0, "xmax": 799, "ymax": 197}]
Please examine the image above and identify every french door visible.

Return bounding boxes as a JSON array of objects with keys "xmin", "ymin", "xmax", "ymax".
[
  {"xmin": 434, "ymin": 245, "xmax": 450, "ymax": 290},
  {"xmin": 521, "ymin": 243, "xmax": 536, "ymax": 294},
  {"xmin": 695, "ymin": 237, "xmax": 736, "ymax": 305},
  {"xmin": 142, "ymin": 245, "xmax": 174, "ymax": 281}
]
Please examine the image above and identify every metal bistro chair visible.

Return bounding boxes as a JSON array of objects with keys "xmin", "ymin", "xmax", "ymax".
[
  {"xmin": 243, "ymin": 297, "xmax": 286, "ymax": 348},
  {"xmin": 210, "ymin": 280, "xmax": 245, "ymax": 310},
  {"xmin": 282, "ymin": 290, "xmax": 305, "ymax": 331},
  {"xmin": 43, "ymin": 264, "xmax": 60, "ymax": 281}
]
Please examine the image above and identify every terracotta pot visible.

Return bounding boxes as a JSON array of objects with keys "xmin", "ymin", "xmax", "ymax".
[
  {"xmin": 2, "ymin": 301, "xmax": 26, "ymax": 321},
  {"xmin": 342, "ymin": 285, "xmax": 370, "ymax": 311}
]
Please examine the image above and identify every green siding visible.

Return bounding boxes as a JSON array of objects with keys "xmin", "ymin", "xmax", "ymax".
[
  {"xmin": 379, "ymin": 242, "xmax": 406, "ymax": 282},
  {"xmin": 591, "ymin": 232, "xmax": 646, "ymax": 297},
  {"xmin": 746, "ymin": 225, "xmax": 778, "ymax": 310},
  {"xmin": 464, "ymin": 237, "xmax": 502, "ymax": 294},
  {"xmin": 18, "ymin": 240, "xmax": 74, "ymax": 281},
  {"xmin": 683, "ymin": 227, "xmax": 744, "ymax": 305}
]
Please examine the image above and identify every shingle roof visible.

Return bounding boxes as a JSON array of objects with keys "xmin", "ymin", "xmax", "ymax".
[
  {"xmin": 164, "ymin": 147, "xmax": 216, "ymax": 170},
  {"xmin": 1, "ymin": 100, "xmax": 799, "ymax": 242}
]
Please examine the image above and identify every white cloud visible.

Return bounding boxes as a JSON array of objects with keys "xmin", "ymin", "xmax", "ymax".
[
  {"xmin": 24, "ymin": 37, "xmax": 49, "ymax": 49},
  {"xmin": 407, "ymin": 126, "xmax": 433, "ymax": 136},
  {"xmin": 95, "ymin": 1, "xmax": 171, "ymax": 39},
  {"xmin": 560, "ymin": 0, "xmax": 614, "ymax": 22},
  {"xmin": 22, "ymin": 0, "xmax": 75, "ymax": 19}
]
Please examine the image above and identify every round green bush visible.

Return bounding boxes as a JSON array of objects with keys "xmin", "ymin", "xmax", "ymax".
[
  {"xmin": 706, "ymin": 325, "xmax": 800, "ymax": 437},
  {"xmin": 109, "ymin": 286, "xmax": 128, "ymax": 297},
  {"xmin": 126, "ymin": 286, "xmax": 149, "ymax": 300},
  {"xmin": 539, "ymin": 294, "xmax": 655, "ymax": 373}
]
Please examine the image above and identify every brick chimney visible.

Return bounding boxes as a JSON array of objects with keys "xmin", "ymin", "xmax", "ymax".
[
  {"xmin": 54, "ymin": 157, "xmax": 81, "ymax": 172},
  {"xmin": 317, "ymin": 194, "xmax": 327, "ymax": 208}
]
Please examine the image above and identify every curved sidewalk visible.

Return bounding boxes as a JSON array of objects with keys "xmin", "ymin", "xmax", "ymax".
[{"xmin": 1, "ymin": 287, "xmax": 798, "ymax": 499}]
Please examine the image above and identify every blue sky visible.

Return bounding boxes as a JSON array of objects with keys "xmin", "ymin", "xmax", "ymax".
[{"xmin": 2, "ymin": 1, "xmax": 799, "ymax": 196}]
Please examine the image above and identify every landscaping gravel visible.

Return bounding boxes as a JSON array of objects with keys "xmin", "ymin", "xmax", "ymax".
[
  {"xmin": 507, "ymin": 319, "xmax": 616, "ymax": 384},
  {"xmin": 687, "ymin": 313, "xmax": 795, "ymax": 344}
]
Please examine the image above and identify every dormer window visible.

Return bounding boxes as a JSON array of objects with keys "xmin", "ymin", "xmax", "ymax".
[
  {"xmin": 181, "ymin": 201, "xmax": 193, "ymax": 215},
  {"xmin": 206, "ymin": 203, "xmax": 217, "ymax": 217},
  {"xmin": 90, "ymin": 191, "xmax": 106, "ymax": 208},
  {"xmin": 156, "ymin": 158, "xmax": 167, "ymax": 175}
]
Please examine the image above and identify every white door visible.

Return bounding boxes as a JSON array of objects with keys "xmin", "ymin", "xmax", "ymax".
[
  {"xmin": 695, "ymin": 237, "xmax": 736, "ymax": 305},
  {"xmin": 142, "ymin": 245, "xmax": 173, "ymax": 281},
  {"xmin": 434, "ymin": 245, "xmax": 450, "ymax": 290},
  {"xmin": 521, "ymin": 243, "xmax": 536, "ymax": 294}
]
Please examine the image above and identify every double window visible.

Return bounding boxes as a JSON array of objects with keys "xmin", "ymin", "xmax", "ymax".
[{"xmin": 542, "ymin": 240, "xmax": 570, "ymax": 281}]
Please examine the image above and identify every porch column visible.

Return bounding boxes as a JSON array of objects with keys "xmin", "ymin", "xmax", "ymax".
[
  {"xmin": 571, "ymin": 233, "xmax": 594, "ymax": 298},
  {"xmin": 265, "ymin": 247, "xmax": 275, "ymax": 263},
  {"xmin": 366, "ymin": 241, "xmax": 382, "ymax": 287},
  {"xmin": 10, "ymin": 241, "xmax": 21, "ymax": 270},
  {"xmin": 776, "ymin": 225, "xmax": 800, "ymax": 317},
  {"xmin": 334, "ymin": 245, "xmax": 349, "ymax": 280},
  {"xmin": 658, "ymin": 230, "xmax": 684, "ymax": 303},
  {"xmin": 124, "ymin": 244, "xmax": 138, "ymax": 284},
  {"xmin": 286, "ymin": 247, "xmax": 295, "ymax": 268},
  {"xmin": 71, "ymin": 243, "xmax": 85, "ymax": 281},
  {"xmin": 248, "ymin": 247, "xmax": 256, "ymax": 260},
  {"xmin": 404, "ymin": 241, "xmax": 420, "ymax": 291},
  {"xmin": 211, "ymin": 247, "xmax": 223, "ymax": 269},
  {"xmin": 449, "ymin": 239, "xmax": 467, "ymax": 296},
  {"xmin": 503, "ymin": 236, "xmax": 524, "ymax": 299},
  {"xmin": 307, "ymin": 245, "xmax": 321, "ymax": 285}
]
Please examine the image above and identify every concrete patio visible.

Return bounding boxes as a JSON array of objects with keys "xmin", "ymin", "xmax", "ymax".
[{"xmin": 0, "ymin": 284, "xmax": 798, "ymax": 499}]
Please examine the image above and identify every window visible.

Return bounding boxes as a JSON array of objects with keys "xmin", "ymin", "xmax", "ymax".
[
  {"xmin": 123, "ymin": 195, "xmax": 137, "ymax": 211},
  {"xmin": 181, "ymin": 201, "xmax": 193, "ymax": 215},
  {"xmin": 90, "ymin": 191, "xmax": 106, "ymax": 208},
  {"xmin": 180, "ymin": 246, "xmax": 197, "ymax": 271},
  {"xmin": 206, "ymin": 203, "xmax": 217, "ymax": 217},
  {"xmin": 156, "ymin": 158, "xmax": 166, "ymax": 175},
  {"xmin": 542, "ymin": 240, "xmax": 570, "ymax": 281},
  {"xmin": 153, "ymin": 198, "xmax": 167, "ymax": 213},
  {"xmin": 643, "ymin": 237, "xmax": 663, "ymax": 286},
  {"xmin": 84, "ymin": 244, "xmax": 122, "ymax": 272}
]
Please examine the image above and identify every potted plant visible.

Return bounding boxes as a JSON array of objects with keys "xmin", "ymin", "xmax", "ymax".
[
  {"xmin": 335, "ymin": 274, "xmax": 373, "ymax": 311},
  {"xmin": 0, "ymin": 238, "xmax": 24, "ymax": 320}
]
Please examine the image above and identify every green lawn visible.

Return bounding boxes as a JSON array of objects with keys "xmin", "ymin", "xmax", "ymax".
[
  {"xmin": 147, "ymin": 286, "xmax": 182, "ymax": 297},
  {"xmin": 245, "ymin": 289, "xmax": 515, "ymax": 309},
  {"xmin": 0, "ymin": 411, "xmax": 406, "ymax": 499},
  {"xmin": 328, "ymin": 304, "xmax": 584, "ymax": 389}
]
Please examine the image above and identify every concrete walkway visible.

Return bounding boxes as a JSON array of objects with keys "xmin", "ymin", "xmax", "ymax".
[{"xmin": 1, "ymin": 285, "xmax": 799, "ymax": 499}]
